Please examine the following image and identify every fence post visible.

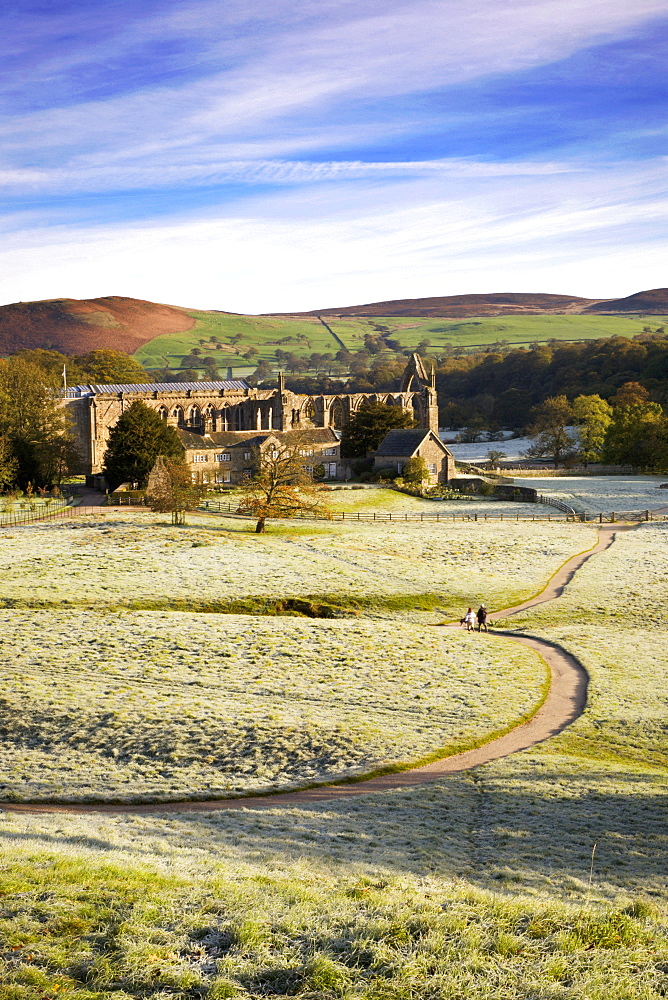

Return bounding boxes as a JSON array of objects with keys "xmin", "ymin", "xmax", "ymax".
[
  {"xmin": 611, "ymin": 511, "xmax": 616, "ymax": 522},
  {"xmin": 645, "ymin": 509, "xmax": 650, "ymax": 522}
]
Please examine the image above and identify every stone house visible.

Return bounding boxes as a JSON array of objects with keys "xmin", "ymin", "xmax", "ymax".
[
  {"xmin": 373, "ymin": 428, "xmax": 455, "ymax": 484},
  {"xmin": 178, "ymin": 427, "xmax": 341, "ymax": 486}
]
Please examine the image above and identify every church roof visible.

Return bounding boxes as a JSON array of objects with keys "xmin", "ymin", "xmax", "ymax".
[
  {"xmin": 63, "ymin": 379, "xmax": 249, "ymax": 398},
  {"xmin": 375, "ymin": 428, "xmax": 450, "ymax": 457}
]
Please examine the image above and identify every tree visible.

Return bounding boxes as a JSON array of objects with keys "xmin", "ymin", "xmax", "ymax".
[
  {"xmin": 236, "ymin": 435, "xmax": 330, "ymax": 533},
  {"xmin": 525, "ymin": 395, "xmax": 574, "ymax": 466},
  {"xmin": 604, "ymin": 401, "xmax": 667, "ymax": 468},
  {"xmin": 0, "ymin": 356, "xmax": 80, "ymax": 488},
  {"xmin": 572, "ymin": 394, "xmax": 612, "ymax": 465},
  {"xmin": 0, "ymin": 435, "xmax": 17, "ymax": 491},
  {"xmin": 146, "ymin": 455, "xmax": 204, "ymax": 525},
  {"xmin": 610, "ymin": 381, "xmax": 649, "ymax": 408},
  {"xmin": 76, "ymin": 350, "xmax": 152, "ymax": 385},
  {"xmin": 102, "ymin": 401, "xmax": 184, "ymax": 489},
  {"xmin": 341, "ymin": 403, "xmax": 416, "ymax": 459},
  {"xmin": 402, "ymin": 456, "xmax": 428, "ymax": 485},
  {"xmin": 486, "ymin": 449, "xmax": 507, "ymax": 469}
]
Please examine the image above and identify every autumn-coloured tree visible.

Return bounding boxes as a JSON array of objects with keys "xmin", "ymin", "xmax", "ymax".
[
  {"xmin": 146, "ymin": 455, "xmax": 205, "ymax": 525},
  {"xmin": 236, "ymin": 436, "xmax": 330, "ymax": 533}
]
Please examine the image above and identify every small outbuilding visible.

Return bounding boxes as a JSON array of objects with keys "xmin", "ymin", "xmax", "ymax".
[{"xmin": 374, "ymin": 428, "xmax": 455, "ymax": 484}]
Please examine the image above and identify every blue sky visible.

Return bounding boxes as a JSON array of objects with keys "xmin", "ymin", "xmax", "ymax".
[{"xmin": 1, "ymin": 0, "xmax": 667, "ymax": 312}]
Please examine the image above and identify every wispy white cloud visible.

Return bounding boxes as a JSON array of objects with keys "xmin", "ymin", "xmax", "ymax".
[
  {"xmin": 0, "ymin": 155, "xmax": 582, "ymax": 195},
  {"xmin": 1, "ymin": 156, "xmax": 666, "ymax": 311},
  {"xmin": 1, "ymin": 0, "xmax": 666, "ymax": 309},
  {"xmin": 1, "ymin": 0, "xmax": 665, "ymax": 169}
]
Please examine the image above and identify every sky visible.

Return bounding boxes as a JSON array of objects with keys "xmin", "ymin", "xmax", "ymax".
[{"xmin": 1, "ymin": 0, "xmax": 667, "ymax": 313}]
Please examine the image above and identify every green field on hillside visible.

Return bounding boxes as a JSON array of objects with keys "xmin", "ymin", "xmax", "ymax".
[
  {"xmin": 339, "ymin": 313, "xmax": 668, "ymax": 350},
  {"xmin": 135, "ymin": 310, "xmax": 341, "ymax": 376},
  {"xmin": 134, "ymin": 310, "xmax": 668, "ymax": 375}
]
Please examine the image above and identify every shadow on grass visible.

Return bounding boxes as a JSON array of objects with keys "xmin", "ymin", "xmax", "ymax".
[{"xmin": 4, "ymin": 755, "xmax": 664, "ymax": 898}]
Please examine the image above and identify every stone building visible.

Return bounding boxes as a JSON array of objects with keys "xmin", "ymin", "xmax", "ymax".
[
  {"xmin": 178, "ymin": 428, "xmax": 341, "ymax": 485},
  {"xmin": 374, "ymin": 428, "xmax": 455, "ymax": 484},
  {"xmin": 61, "ymin": 354, "xmax": 440, "ymax": 479}
]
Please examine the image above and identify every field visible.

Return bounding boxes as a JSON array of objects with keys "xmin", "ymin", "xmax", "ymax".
[
  {"xmin": 134, "ymin": 310, "xmax": 341, "ymax": 377},
  {"xmin": 1, "ymin": 505, "xmax": 666, "ymax": 998},
  {"xmin": 132, "ymin": 309, "xmax": 668, "ymax": 375},
  {"xmin": 512, "ymin": 475, "xmax": 668, "ymax": 514},
  {"xmin": 0, "ymin": 507, "xmax": 596, "ymax": 616}
]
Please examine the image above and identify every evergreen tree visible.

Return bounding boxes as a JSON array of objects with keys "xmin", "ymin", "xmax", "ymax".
[
  {"xmin": 103, "ymin": 401, "xmax": 183, "ymax": 489},
  {"xmin": 341, "ymin": 403, "xmax": 416, "ymax": 459}
]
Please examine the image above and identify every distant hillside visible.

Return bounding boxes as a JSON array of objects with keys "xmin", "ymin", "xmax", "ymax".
[
  {"xmin": 584, "ymin": 288, "xmax": 668, "ymax": 314},
  {"xmin": 288, "ymin": 292, "xmax": 597, "ymax": 318},
  {"xmin": 0, "ymin": 296, "xmax": 195, "ymax": 355}
]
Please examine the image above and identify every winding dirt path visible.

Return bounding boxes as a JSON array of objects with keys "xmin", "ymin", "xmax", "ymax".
[{"xmin": 2, "ymin": 525, "xmax": 637, "ymax": 816}]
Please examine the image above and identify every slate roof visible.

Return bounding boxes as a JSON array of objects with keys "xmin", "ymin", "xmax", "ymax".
[
  {"xmin": 375, "ymin": 428, "xmax": 449, "ymax": 457},
  {"xmin": 63, "ymin": 379, "xmax": 248, "ymax": 398},
  {"xmin": 177, "ymin": 430, "xmax": 275, "ymax": 450},
  {"xmin": 177, "ymin": 427, "xmax": 338, "ymax": 450}
]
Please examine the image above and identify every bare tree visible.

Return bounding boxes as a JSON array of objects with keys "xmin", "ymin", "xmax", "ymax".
[{"xmin": 146, "ymin": 456, "xmax": 205, "ymax": 525}]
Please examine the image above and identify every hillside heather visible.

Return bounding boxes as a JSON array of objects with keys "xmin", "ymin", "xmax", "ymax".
[{"xmin": 0, "ymin": 296, "xmax": 194, "ymax": 355}]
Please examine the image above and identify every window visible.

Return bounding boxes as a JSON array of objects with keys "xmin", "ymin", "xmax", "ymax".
[
  {"xmin": 271, "ymin": 450, "xmax": 279, "ymax": 459},
  {"xmin": 397, "ymin": 462, "xmax": 404, "ymax": 473},
  {"xmin": 325, "ymin": 462, "xmax": 337, "ymax": 478},
  {"xmin": 299, "ymin": 448, "xmax": 313, "ymax": 457},
  {"xmin": 244, "ymin": 451, "xmax": 252, "ymax": 460},
  {"xmin": 215, "ymin": 471, "xmax": 231, "ymax": 484},
  {"xmin": 193, "ymin": 454, "xmax": 207, "ymax": 463},
  {"xmin": 429, "ymin": 463, "xmax": 437, "ymax": 473},
  {"xmin": 215, "ymin": 453, "xmax": 231, "ymax": 462},
  {"xmin": 324, "ymin": 447, "xmax": 337, "ymax": 456}
]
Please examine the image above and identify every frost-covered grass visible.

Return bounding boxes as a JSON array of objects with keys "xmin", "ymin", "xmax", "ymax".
[
  {"xmin": 502, "ymin": 522, "xmax": 668, "ymax": 769},
  {"xmin": 0, "ymin": 850, "xmax": 665, "ymax": 1000},
  {"xmin": 514, "ymin": 474, "xmax": 668, "ymax": 513},
  {"xmin": 0, "ymin": 610, "xmax": 545, "ymax": 801},
  {"xmin": 0, "ymin": 512, "xmax": 597, "ymax": 619},
  {"xmin": 1, "ymin": 513, "xmax": 667, "ymax": 998}
]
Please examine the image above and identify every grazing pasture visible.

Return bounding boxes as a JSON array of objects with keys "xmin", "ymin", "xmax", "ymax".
[{"xmin": 132, "ymin": 308, "xmax": 668, "ymax": 375}]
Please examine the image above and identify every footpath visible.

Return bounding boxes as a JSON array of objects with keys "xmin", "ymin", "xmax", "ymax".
[{"xmin": 0, "ymin": 524, "xmax": 637, "ymax": 816}]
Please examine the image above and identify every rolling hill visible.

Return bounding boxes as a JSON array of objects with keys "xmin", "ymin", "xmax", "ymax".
[
  {"xmin": 289, "ymin": 291, "xmax": 596, "ymax": 317},
  {"xmin": 0, "ymin": 296, "xmax": 195, "ymax": 355},
  {"xmin": 2, "ymin": 289, "xmax": 668, "ymax": 376}
]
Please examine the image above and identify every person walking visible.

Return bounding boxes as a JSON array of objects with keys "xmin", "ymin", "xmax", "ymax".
[
  {"xmin": 476, "ymin": 604, "xmax": 488, "ymax": 632},
  {"xmin": 463, "ymin": 607, "xmax": 476, "ymax": 631}
]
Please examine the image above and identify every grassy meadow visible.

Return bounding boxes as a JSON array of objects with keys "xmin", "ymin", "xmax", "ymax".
[
  {"xmin": 1, "ymin": 504, "xmax": 666, "ymax": 998},
  {"xmin": 132, "ymin": 308, "xmax": 668, "ymax": 375}
]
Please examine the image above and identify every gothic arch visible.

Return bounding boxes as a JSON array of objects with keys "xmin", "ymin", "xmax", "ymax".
[
  {"xmin": 157, "ymin": 405, "xmax": 168, "ymax": 421},
  {"xmin": 203, "ymin": 404, "xmax": 216, "ymax": 431},
  {"xmin": 189, "ymin": 405, "xmax": 202, "ymax": 429},
  {"xmin": 329, "ymin": 397, "xmax": 345, "ymax": 429},
  {"xmin": 172, "ymin": 406, "xmax": 185, "ymax": 426},
  {"xmin": 302, "ymin": 400, "xmax": 315, "ymax": 423}
]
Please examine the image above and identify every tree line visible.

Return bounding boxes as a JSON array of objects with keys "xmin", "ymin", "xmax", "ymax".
[{"xmin": 0, "ymin": 349, "xmax": 152, "ymax": 490}]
